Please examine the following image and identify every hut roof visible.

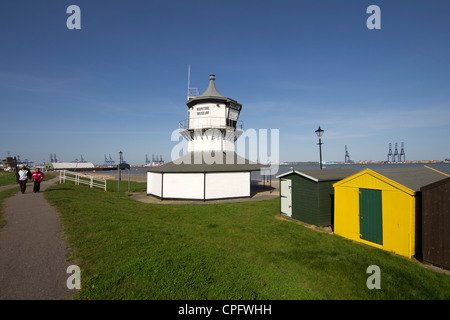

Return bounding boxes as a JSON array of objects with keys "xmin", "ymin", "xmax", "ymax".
[
  {"xmin": 276, "ymin": 168, "xmax": 357, "ymax": 182},
  {"xmin": 421, "ymin": 176, "xmax": 450, "ymax": 191},
  {"xmin": 370, "ymin": 166, "xmax": 450, "ymax": 192}
]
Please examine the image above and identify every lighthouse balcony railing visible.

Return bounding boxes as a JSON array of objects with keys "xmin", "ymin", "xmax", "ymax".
[{"xmin": 179, "ymin": 118, "xmax": 243, "ymax": 131}]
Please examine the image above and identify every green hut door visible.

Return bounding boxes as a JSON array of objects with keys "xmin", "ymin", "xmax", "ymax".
[{"xmin": 359, "ymin": 188, "xmax": 383, "ymax": 245}]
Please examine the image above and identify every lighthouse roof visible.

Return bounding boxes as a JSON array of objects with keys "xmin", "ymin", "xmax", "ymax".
[
  {"xmin": 200, "ymin": 74, "xmax": 225, "ymax": 98},
  {"xmin": 186, "ymin": 74, "xmax": 240, "ymax": 108}
]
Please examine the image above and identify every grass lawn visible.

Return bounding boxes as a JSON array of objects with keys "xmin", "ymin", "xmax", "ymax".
[
  {"xmin": 45, "ymin": 181, "xmax": 450, "ymax": 300},
  {"xmin": 0, "ymin": 171, "xmax": 18, "ymax": 187},
  {"xmin": 0, "ymin": 187, "xmax": 20, "ymax": 229},
  {"xmin": 106, "ymin": 179, "xmax": 147, "ymax": 193}
]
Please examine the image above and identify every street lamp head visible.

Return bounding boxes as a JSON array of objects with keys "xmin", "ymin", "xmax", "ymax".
[
  {"xmin": 315, "ymin": 126, "xmax": 324, "ymax": 138},
  {"xmin": 119, "ymin": 151, "xmax": 122, "ymax": 156}
]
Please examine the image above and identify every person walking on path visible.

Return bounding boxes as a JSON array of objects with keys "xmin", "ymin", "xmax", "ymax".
[
  {"xmin": 32, "ymin": 168, "xmax": 44, "ymax": 193},
  {"xmin": 16, "ymin": 165, "xmax": 31, "ymax": 194}
]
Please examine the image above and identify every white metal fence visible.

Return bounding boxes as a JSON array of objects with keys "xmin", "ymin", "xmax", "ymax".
[
  {"xmin": 179, "ymin": 117, "xmax": 244, "ymax": 131},
  {"xmin": 59, "ymin": 170, "xmax": 107, "ymax": 191}
]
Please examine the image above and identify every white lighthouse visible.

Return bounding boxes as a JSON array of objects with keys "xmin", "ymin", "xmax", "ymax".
[{"xmin": 147, "ymin": 73, "xmax": 265, "ymax": 200}]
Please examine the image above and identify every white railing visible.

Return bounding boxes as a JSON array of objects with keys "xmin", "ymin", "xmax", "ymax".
[
  {"xmin": 179, "ymin": 117, "xmax": 243, "ymax": 131},
  {"xmin": 59, "ymin": 170, "xmax": 107, "ymax": 191},
  {"xmin": 188, "ymin": 88, "xmax": 199, "ymax": 98}
]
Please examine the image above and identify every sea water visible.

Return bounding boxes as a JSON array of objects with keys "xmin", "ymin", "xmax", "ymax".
[{"xmin": 105, "ymin": 162, "xmax": 450, "ymax": 179}]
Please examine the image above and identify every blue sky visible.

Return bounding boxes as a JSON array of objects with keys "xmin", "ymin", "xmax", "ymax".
[{"xmin": 1, "ymin": 0, "xmax": 449, "ymax": 165}]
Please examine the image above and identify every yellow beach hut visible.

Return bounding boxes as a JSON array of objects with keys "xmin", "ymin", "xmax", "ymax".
[{"xmin": 333, "ymin": 166, "xmax": 449, "ymax": 259}]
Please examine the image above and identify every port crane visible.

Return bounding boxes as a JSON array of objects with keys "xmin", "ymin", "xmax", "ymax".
[
  {"xmin": 104, "ymin": 154, "xmax": 115, "ymax": 166},
  {"xmin": 345, "ymin": 145, "xmax": 351, "ymax": 163},
  {"xmin": 50, "ymin": 153, "xmax": 58, "ymax": 162}
]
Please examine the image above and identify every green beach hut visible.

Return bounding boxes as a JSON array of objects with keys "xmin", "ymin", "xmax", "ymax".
[{"xmin": 277, "ymin": 168, "xmax": 356, "ymax": 227}]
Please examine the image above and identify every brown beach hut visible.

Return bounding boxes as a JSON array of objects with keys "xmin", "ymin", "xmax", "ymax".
[{"xmin": 421, "ymin": 177, "xmax": 450, "ymax": 270}]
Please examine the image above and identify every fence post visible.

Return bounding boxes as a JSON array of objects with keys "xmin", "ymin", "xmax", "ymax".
[
  {"xmin": 59, "ymin": 170, "xmax": 61, "ymax": 184},
  {"xmin": 90, "ymin": 176, "xmax": 93, "ymax": 188}
]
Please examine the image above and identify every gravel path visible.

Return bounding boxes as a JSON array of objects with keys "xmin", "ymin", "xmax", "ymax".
[{"xmin": 0, "ymin": 178, "xmax": 75, "ymax": 300}]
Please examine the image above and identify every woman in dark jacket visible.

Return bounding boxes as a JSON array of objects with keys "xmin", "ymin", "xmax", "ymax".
[{"xmin": 16, "ymin": 165, "xmax": 31, "ymax": 194}]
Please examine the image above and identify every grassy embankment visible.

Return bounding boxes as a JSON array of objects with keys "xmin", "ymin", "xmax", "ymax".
[{"xmin": 45, "ymin": 179, "xmax": 450, "ymax": 300}]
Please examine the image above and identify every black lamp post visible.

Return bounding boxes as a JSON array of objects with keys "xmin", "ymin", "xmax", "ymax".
[
  {"xmin": 117, "ymin": 151, "xmax": 122, "ymax": 192},
  {"xmin": 315, "ymin": 126, "xmax": 324, "ymax": 170}
]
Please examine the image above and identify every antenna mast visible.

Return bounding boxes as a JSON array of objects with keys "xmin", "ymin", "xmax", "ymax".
[{"xmin": 187, "ymin": 65, "xmax": 190, "ymax": 100}]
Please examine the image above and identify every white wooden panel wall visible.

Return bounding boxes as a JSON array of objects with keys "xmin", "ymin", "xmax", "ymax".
[
  {"xmin": 205, "ymin": 172, "xmax": 250, "ymax": 199},
  {"xmin": 147, "ymin": 172, "xmax": 162, "ymax": 197},
  {"xmin": 163, "ymin": 173, "xmax": 204, "ymax": 199}
]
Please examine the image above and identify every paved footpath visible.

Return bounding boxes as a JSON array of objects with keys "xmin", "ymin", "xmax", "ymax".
[{"xmin": 0, "ymin": 178, "xmax": 74, "ymax": 300}]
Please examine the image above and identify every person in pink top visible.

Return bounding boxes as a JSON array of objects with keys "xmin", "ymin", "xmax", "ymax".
[{"xmin": 32, "ymin": 168, "xmax": 44, "ymax": 193}]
